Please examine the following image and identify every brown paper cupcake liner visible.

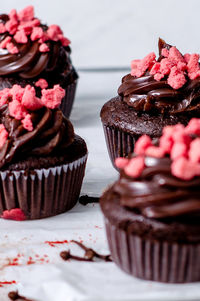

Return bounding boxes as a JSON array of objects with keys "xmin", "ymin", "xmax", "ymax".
[
  {"xmin": 59, "ymin": 80, "xmax": 77, "ymax": 118},
  {"xmin": 103, "ymin": 124, "xmax": 136, "ymax": 169},
  {"xmin": 0, "ymin": 154, "xmax": 87, "ymax": 220},
  {"xmin": 105, "ymin": 218, "xmax": 200, "ymax": 283}
]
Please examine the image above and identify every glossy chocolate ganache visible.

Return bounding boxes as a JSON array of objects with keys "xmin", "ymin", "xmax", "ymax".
[
  {"xmin": 0, "ymin": 9, "xmax": 77, "ymax": 84},
  {"xmin": 118, "ymin": 39, "xmax": 200, "ymax": 114},
  {"xmin": 114, "ymin": 156, "xmax": 200, "ymax": 219}
]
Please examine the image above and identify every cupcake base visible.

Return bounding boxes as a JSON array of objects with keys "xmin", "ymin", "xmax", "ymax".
[
  {"xmin": 0, "ymin": 135, "xmax": 87, "ymax": 220},
  {"xmin": 59, "ymin": 80, "xmax": 77, "ymax": 118},
  {"xmin": 100, "ymin": 188, "xmax": 200, "ymax": 283}
]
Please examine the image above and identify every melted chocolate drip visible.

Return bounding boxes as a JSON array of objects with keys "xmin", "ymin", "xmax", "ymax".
[
  {"xmin": 114, "ymin": 156, "xmax": 200, "ymax": 219},
  {"xmin": 0, "ymin": 105, "xmax": 74, "ymax": 169},
  {"xmin": 8, "ymin": 291, "xmax": 33, "ymax": 301},
  {"xmin": 79, "ymin": 195, "xmax": 99, "ymax": 205},
  {"xmin": 118, "ymin": 39, "xmax": 200, "ymax": 114},
  {"xmin": 60, "ymin": 240, "xmax": 112, "ymax": 262}
]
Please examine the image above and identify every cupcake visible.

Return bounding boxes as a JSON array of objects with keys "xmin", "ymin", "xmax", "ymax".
[
  {"xmin": 100, "ymin": 38, "xmax": 200, "ymax": 169},
  {"xmin": 0, "ymin": 84, "xmax": 87, "ymax": 220},
  {"xmin": 0, "ymin": 6, "xmax": 78, "ymax": 117},
  {"xmin": 100, "ymin": 119, "xmax": 200, "ymax": 283}
]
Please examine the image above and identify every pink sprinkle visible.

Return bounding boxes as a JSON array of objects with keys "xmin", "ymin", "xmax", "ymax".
[
  {"xmin": 41, "ymin": 85, "xmax": 65, "ymax": 109},
  {"xmin": 145, "ymin": 146, "xmax": 165, "ymax": 158},
  {"xmin": 0, "ymin": 88, "xmax": 10, "ymax": 106},
  {"xmin": 185, "ymin": 118, "xmax": 200, "ymax": 136},
  {"xmin": 187, "ymin": 53, "xmax": 200, "ymax": 80},
  {"xmin": 135, "ymin": 135, "xmax": 152, "ymax": 155},
  {"xmin": 0, "ymin": 36, "xmax": 12, "ymax": 49},
  {"xmin": 47, "ymin": 24, "xmax": 62, "ymax": 41},
  {"xmin": 21, "ymin": 85, "xmax": 43, "ymax": 110},
  {"xmin": 0, "ymin": 124, "xmax": 8, "ymax": 148},
  {"xmin": 58, "ymin": 35, "xmax": 71, "ymax": 47},
  {"xmin": 124, "ymin": 156, "xmax": 145, "ymax": 178},
  {"xmin": 21, "ymin": 114, "xmax": 33, "ymax": 131},
  {"xmin": 6, "ymin": 42, "xmax": 19, "ymax": 54},
  {"xmin": 0, "ymin": 23, "xmax": 6, "ymax": 34},
  {"xmin": 35, "ymin": 78, "xmax": 48, "ymax": 89},
  {"xmin": 161, "ymin": 48, "xmax": 169, "ymax": 58},
  {"xmin": 171, "ymin": 157, "xmax": 200, "ymax": 180},
  {"xmin": 131, "ymin": 52, "xmax": 156, "ymax": 77},
  {"xmin": 9, "ymin": 99, "xmax": 27, "ymax": 120},
  {"xmin": 167, "ymin": 66, "xmax": 186, "ymax": 89},
  {"xmin": 170, "ymin": 142, "xmax": 187, "ymax": 160},
  {"xmin": 14, "ymin": 30, "xmax": 28, "ymax": 44},
  {"xmin": 189, "ymin": 138, "xmax": 200, "ymax": 163},
  {"xmin": 1, "ymin": 208, "xmax": 26, "ymax": 221},
  {"xmin": 115, "ymin": 157, "xmax": 129, "ymax": 169},
  {"xmin": 30, "ymin": 27, "xmax": 43, "ymax": 41},
  {"xmin": 39, "ymin": 43, "xmax": 50, "ymax": 53},
  {"xmin": 5, "ymin": 20, "xmax": 18, "ymax": 35},
  {"xmin": 18, "ymin": 6, "xmax": 34, "ymax": 22},
  {"xmin": 10, "ymin": 84, "xmax": 25, "ymax": 102}
]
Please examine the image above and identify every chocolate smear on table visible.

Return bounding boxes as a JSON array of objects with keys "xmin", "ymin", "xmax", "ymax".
[
  {"xmin": 60, "ymin": 240, "xmax": 112, "ymax": 262},
  {"xmin": 79, "ymin": 195, "xmax": 99, "ymax": 206},
  {"xmin": 8, "ymin": 291, "xmax": 34, "ymax": 301}
]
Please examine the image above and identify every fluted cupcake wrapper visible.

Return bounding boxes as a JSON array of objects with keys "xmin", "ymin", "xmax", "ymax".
[
  {"xmin": 102, "ymin": 124, "xmax": 136, "ymax": 169},
  {"xmin": 0, "ymin": 154, "xmax": 87, "ymax": 220},
  {"xmin": 105, "ymin": 218, "xmax": 200, "ymax": 283},
  {"xmin": 59, "ymin": 80, "xmax": 77, "ymax": 118}
]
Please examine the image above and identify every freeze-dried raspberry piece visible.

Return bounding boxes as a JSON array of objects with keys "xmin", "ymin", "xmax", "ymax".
[
  {"xmin": 124, "ymin": 156, "xmax": 145, "ymax": 178},
  {"xmin": 168, "ymin": 46, "xmax": 185, "ymax": 64},
  {"xmin": 6, "ymin": 42, "xmax": 19, "ymax": 54},
  {"xmin": 185, "ymin": 118, "xmax": 200, "ymax": 135},
  {"xmin": 184, "ymin": 53, "xmax": 191, "ymax": 63},
  {"xmin": 9, "ymin": 9, "xmax": 18, "ymax": 23},
  {"xmin": 131, "ymin": 52, "xmax": 156, "ymax": 77},
  {"xmin": 150, "ymin": 62, "xmax": 160, "ymax": 75},
  {"xmin": 0, "ymin": 36, "xmax": 12, "ymax": 49},
  {"xmin": 10, "ymin": 84, "xmax": 25, "ymax": 102},
  {"xmin": 0, "ymin": 124, "xmax": 8, "ymax": 149},
  {"xmin": 21, "ymin": 85, "xmax": 42, "ymax": 110},
  {"xmin": 18, "ymin": 19, "xmax": 40, "ymax": 35},
  {"xmin": 35, "ymin": 78, "xmax": 48, "ymax": 89},
  {"xmin": 9, "ymin": 99, "xmax": 27, "ymax": 120},
  {"xmin": 30, "ymin": 26, "xmax": 43, "ymax": 41},
  {"xmin": 59, "ymin": 35, "xmax": 71, "ymax": 47},
  {"xmin": 135, "ymin": 135, "xmax": 152, "ymax": 155},
  {"xmin": 154, "ymin": 73, "xmax": 164, "ymax": 81},
  {"xmin": 187, "ymin": 53, "xmax": 200, "ymax": 80},
  {"xmin": 167, "ymin": 66, "xmax": 186, "ymax": 89},
  {"xmin": 38, "ymin": 32, "xmax": 49, "ymax": 44},
  {"xmin": 171, "ymin": 124, "xmax": 191, "ymax": 145},
  {"xmin": 41, "ymin": 85, "xmax": 65, "ymax": 109},
  {"xmin": 160, "ymin": 58, "xmax": 173, "ymax": 75},
  {"xmin": 47, "ymin": 24, "xmax": 62, "ymax": 41},
  {"xmin": 145, "ymin": 146, "xmax": 165, "ymax": 158},
  {"xmin": 18, "ymin": 6, "xmax": 34, "ymax": 22},
  {"xmin": 159, "ymin": 135, "xmax": 173, "ymax": 153},
  {"xmin": 0, "ymin": 88, "xmax": 10, "ymax": 106},
  {"xmin": 14, "ymin": 29, "xmax": 28, "ymax": 44},
  {"xmin": 161, "ymin": 48, "xmax": 169, "ymax": 58},
  {"xmin": 188, "ymin": 138, "xmax": 200, "ymax": 163},
  {"xmin": 171, "ymin": 157, "xmax": 200, "ymax": 180},
  {"xmin": 0, "ymin": 23, "xmax": 6, "ymax": 34},
  {"xmin": 5, "ymin": 19, "xmax": 18, "ymax": 35},
  {"xmin": 170, "ymin": 142, "xmax": 187, "ymax": 160},
  {"xmin": 1, "ymin": 208, "xmax": 26, "ymax": 221},
  {"xmin": 21, "ymin": 114, "xmax": 33, "ymax": 131},
  {"xmin": 115, "ymin": 157, "xmax": 129, "ymax": 169},
  {"xmin": 39, "ymin": 43, "xmax": 49, "ymax": 52}
]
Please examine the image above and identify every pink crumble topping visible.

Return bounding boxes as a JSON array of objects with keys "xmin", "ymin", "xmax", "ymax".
[
  {"xmin": 21, "ymin": 114, "xmax": 33, "ymax": 131},
  {"xmin": 0, "ymin": 36, "xmax": 12, "ymax": 49},
  {"xmin": 47, "ymin": 24, "xmax": 62, "ymax": 41},
  {"xmin": 30, "ymin": 26, "xmax": 43, "ymax": 41},
  {"xmin": 9, "ymin": 99, "xmax": 27, "ymax": 120},
  {"xmin": 18, "ymin": 6, "xmax": 34, "ymax": 22},
  {"xmin": 6, "ymin": 42, "xmax": 19, "ymax": 54},
  {"xmin": 116, "ymin": 118, "xmax": 200, "ymax": 180},
  {"xmin": 0, "ymin": 124, "xmax": 8, "ymax": 149},
  {"xmin": 0, "ymin": 23, "xmax": 6, "ymax": 34},
  {"xmin": 0, "ymin": 88, "xmax": 10, "ymax": 106},
  {"xmin": 130, "ymin": 42, "xmax": 200, "ymax": 89},
  {"xmin": 21, "ymin": 85, "xmax": 42, "ymax": 110},
  {"xmin": 14, "ymin": 29, "xmax": 28, "ymax": 44},
  {"xmin": 35, "ymin": 78, "xmax": 48, "ymax": 89},
  {"xmin": 1, "ymin": 208, "xmax": 26, "ymax": 221},
  {"xmin": 41, "ymin": 85, "xmax": 65, "ymax": 109},
  {"xmin": 39, "ymin": 43, "xmax": 49, "ymax": 52}
]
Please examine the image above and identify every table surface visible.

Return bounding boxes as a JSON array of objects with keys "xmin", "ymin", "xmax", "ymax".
[{"xmin": 0, "ymin": 72, "xmax": 200, "ymax": 301}]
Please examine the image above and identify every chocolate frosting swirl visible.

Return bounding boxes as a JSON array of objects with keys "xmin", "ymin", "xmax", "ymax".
[
  {"xmin": 0, "ymin": 14, "xmax": 77, "ymax": 82},
  {"xmin": 0, "ymin": 105, "xmax": 74, "ymax": 169},
  {"xmin": 118, "ymin": 39, "xmax": 200, "ymax": 114},
  {"xmin": 114, "ymin": 156, "xmax": 200, "ymax": 219}
]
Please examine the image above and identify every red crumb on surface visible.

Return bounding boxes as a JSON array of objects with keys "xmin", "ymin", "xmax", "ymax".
[
  {"xmin": 0, "ymin": 124, "xmax": 8, "ymax": 148},
  {"xmin": 41, "ymin": 85, "xmax": 65, "ymax": 108},
  {"xmin": 35, "ymin": 78, "xmax": 48, "ymax": 89},
  {"xmin": 39, "ymin": 43, "xmax": 50, "ymax": 52},
  {"xmin": 45, "ymin": 240, "xmax": 69, "ymax": 247},
  {"xmin": 134, "ymin": 135, "xmax": 152, "ymax": 155},
  {"xmin": 1, "ymin": 208, "xmax": 26, "ymax": 221},
  {"xmin": 124, "ymin": 156, "xmax": 145, "ymax": 178},
  {"xmin": 0, "ymin": 281, "xmax": 16, "ymax": 287}
]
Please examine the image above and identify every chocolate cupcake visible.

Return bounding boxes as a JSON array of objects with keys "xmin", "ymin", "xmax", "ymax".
[
  {"xmin": 100, "ymin": 119, "xmax": 200, "ymax": 283},
  {"xmin": 0, "ymin": 84, "xmax": 87, "ymax": 220},
  {"xmin": 100, "ymin": 38, "xmax": 200, "ymax": 169},
  {"xmin": 0, "ymin": 6, "xmax": 78, "ymax": 117}
]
